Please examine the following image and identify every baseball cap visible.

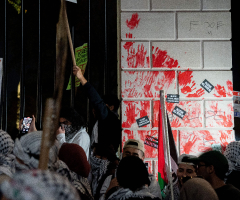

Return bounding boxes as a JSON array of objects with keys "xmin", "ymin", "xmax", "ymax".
[
  {"xmin": 178, "ymin": 154, "xmax": 197, "ymax": 166},
  {"xmin": 123, "ymin": 139, "xmax": 145, "ymax": 153},
  {"xmin": 187, "ymin": 150, "xmax": 229, "ymax": 171}
]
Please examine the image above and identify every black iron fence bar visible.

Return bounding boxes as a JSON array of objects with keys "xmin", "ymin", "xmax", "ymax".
[
  {"xmin": 104, "ymin": 0, "xmax": 108, "ymax": 95},
  {"xmin": 37, "ymin": 0, "xmax": 42, "ymax": 130},
  {"xmin": 1, "ymin": 0, "xmax": 8, "ymax": 131},
  {"xmin": 87, "ymin": 0, "xmax": 91, "ymax": 130},
  {"xmin": 19, "ymin": 0, "xmax": 25, "ymax": 121},
  {"xmin": 71, "ymin": 25, "xmax": 75, "ymax": 108}
]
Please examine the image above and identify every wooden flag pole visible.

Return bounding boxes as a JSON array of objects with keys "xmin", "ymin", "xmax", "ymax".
[
  {"xmin": 38, "ymin": 99, "xmax": 54, "ymax": 170},
  {"xmin": 63, "ymin": 0, "xmax": 76, "ymax": 66}
]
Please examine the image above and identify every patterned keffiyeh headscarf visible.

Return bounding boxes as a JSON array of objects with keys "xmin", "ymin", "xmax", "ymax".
[
  {"xmin": 90, "ymin": 155, "xmax": 110, "ymax": 197},
  {"xmin": 0, "ymin": 130, "xmax": 16, "ymax": 177},
  {"xmin": 107, "ymin": 187, "xmax": 160, "ymax": 200},
  {"xmin": 52, "ymin": 160, "xmax": 94, "ymax": 200},
  {"xmin": 224, "ymin": 141, "xmax": 240, "ymax": 175},
  {"xmin": 13, "ymin": 131, "xmax": 59, "ymax": 171},
  {"xmin": 0, "ymin": 170, "xmax": 80, "ymax": 200}
]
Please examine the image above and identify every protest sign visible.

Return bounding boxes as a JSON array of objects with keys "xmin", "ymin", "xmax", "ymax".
[
  {"xmin": 233, "ymin": 91, "xmax": 240, "ymax": 118},
  {"xmin": 66, "ymin": 43, "xmax": 88, "ymax": 90},
  {"xmin": 166, "ymin": 94, "xmax": 179, "ymax": 103},
  {"xmin": 136, "ymin": 116, "xmax": 150, "ymax": 127}
]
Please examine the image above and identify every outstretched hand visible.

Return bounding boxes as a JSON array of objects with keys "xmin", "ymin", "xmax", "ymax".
[{"xmin": 73, "ymin": 65, "xmax": 87, "ymax": 85}]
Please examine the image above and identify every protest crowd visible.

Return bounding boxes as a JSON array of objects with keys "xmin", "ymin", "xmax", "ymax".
[{"xmin": 0, "ymin": 65, "xmax": 240, "ymax": 200}]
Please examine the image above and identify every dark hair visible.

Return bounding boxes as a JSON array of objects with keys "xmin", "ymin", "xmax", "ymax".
[
  {"xmin": 93, "ymin": 143, "xmax": 117, "ymax": 162},
  {"xmin": 203, "ymin": 161, "xmax": 228, "ymax": 180},
  {"xmin": 60, "ymin": 107, "xmax": 86, "ymax": 130},
  {"xmin": 117, "ymin": 156, "xmax": 150, "ymax": 191},
  {"xmin": 102, "ymin": 94, "xmax": 120, "ymax": 112},
  {"xmin": 181, "ymin": 156, "xmax": 197, "ymax": 172}
]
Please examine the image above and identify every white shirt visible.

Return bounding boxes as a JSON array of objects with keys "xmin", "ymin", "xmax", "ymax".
[{"xmin": 56, "ymin": 127, "xmax": 90, "ymax": 160}]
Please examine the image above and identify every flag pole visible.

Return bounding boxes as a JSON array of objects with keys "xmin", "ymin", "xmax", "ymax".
[
  {"xmin": 160, "ymin": 90, "xmax": 174, "ymax": 200},
  {"xmin": 63, "ymin": 0, "xmax": 76, "ymax": 66}
]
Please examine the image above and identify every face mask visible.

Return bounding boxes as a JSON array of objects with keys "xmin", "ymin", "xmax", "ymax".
[{"xmin": 64, "ymin": 125, "xmax": 78, "ymax": 141}]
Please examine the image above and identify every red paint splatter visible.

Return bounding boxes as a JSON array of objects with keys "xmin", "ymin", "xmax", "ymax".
[
  {"xmin": 152, "ymin": 47, "xmax": 179, "ymax": 69},
  {"xmin": 122, "ymin": 102, "xmax": 138, "ymax": 128},
  {"xmin": 125, "ymin": 44, "xmax": 148, "ymax": 68},
  {"xmin": 123, "ymin": 42, "xmax": 134, "ymax": 51},
  {"xmin": 227, "ymin": 80, "xmax": 233, "ymax": 97},
  {"xmin": 171, "ymin": 118, "xmax": 181, "ymax": 128},
  {"xmin": 200, "ymin": 130, "xmax": 214, "ymax": 141},
  {"xmin": 139, "ymin": 101, "xmax": 150, "ymax": 125},
  {"xmin": 181, "ymin": 82, "xmax": 196, "ymax": 94},
  {"xmin": 126, "ymin": 33, "xmax": 133, "ymax": 38},
  {"xmin": 186, "ymin": 88, "xmax": 205, "ymax": 97},
  {"xmin": 122, "ymin": 101, "xmax": 150, "ymax": 128},
  {"xmin": 178, "ymin": 71, "xmax": 193, "ymax": 86},
  {"xmin": 163, "ymin": 71, "xmax": 176, "ymax": 89},
  {"xmin": 207, "ymin": 102, "xmax": 233, "ymax": 127},
  {"xmin": 183, "ymin": 135, "xmax": 198, "ymax": 154},
  {"xmin": 126, "ymin": 13, "xmax": 140, "ymax": 30},
  {"xmin": 123, "ymin": 71, "xmax": 175, "ymax": 98},
  {"xmin": 214, "ymin": 84, "xmax": 226, "ymax": 97},
  {"xmin": 178, "ymin": 71, "xmax": 204, "ymax": 97},
  {"xmin": 166, "ymin": 102, "xmax": 175, "ymax": 113}
]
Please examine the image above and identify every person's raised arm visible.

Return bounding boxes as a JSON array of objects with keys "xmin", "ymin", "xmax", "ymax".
[
  {"xmin": 73, "ymin": 65, "xmax": 108, "ymax": 120},
  {"xmin": 73, "ymin": 65, "xmax": 87, "ymax": 85}
]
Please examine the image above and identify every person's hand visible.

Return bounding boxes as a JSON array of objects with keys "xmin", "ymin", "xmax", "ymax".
[
  {"xmin": 73, "ymin": 65, "xmax": 87, "ymax": 85},
  {"xmin": 106, "ymin": 178, "xmax": 119, "ymax": 194},
  {"xmin": 56, "ymin": 125, "xmax": 65, "ymax": 136},
  {"xmin": 19, "ymin": 118, "xmax": 23, "ymax": 131},
  {"xmin": 28, "ymin": 115, "xmax": 37, "ymax": 133}
]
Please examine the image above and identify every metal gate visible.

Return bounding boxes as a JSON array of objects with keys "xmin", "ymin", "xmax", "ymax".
[{"xmin": 0, "ymin": 0, "xmax": 118, "ymax": 139}]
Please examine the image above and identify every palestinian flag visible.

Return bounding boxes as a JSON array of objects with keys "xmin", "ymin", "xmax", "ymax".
[{"xmin": 158, "ymin": 91, "xmax": 178, "ymax": 198}]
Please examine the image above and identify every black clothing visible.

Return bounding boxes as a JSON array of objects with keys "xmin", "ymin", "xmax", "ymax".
[
  {"xmin": 83, "ymin": 82, "xmax": 122, "ymax": 152},
  {"xmin": 226, "ymin": 170, "xmax": 240, "ymax": 190},
  {"xmin": 215, "ymin": 184, "xmax": 240, "ymax": 200}
]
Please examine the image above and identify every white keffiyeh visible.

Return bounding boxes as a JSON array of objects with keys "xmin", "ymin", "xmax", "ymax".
[
  {"xmin": 0, "ymin": 170, "xmax": 80, "ymax": 200},
  {"xmin": 13, "ymin": 131, "xmax": 59, "ymax": 171},
  {"xmin": 0, "ymin": 130, "xmax": 16, "ymax": 177},
  {"xmin": 224, "ymin": 141, "xmax": 240, "ymax": 175}
]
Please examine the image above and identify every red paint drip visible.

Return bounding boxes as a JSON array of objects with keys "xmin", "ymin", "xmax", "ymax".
[
  {"xmin": 220, "ymin": 131, "xmax": 230, "ymax": 152},
  {"xmin": 178, "ymin": 71, "xmax": 193, "ymax": 86},
  {"xmin": 227, "ymin": 80, "xmax": 233, "ymax": 97},
  {"xmin": 171, "ymin": 118, "xmax": 181, "ymax": 128},
  {"xmin": 126, "ymin": 13, "xmax": 140, "ymax": 30},
  {"xmin": 214, "ymin": 85, "xmax": 227, "ymax": 97},
  {"xmin": 181, "ymin": 82, "xmax": 196, "ymax": 94},
  {"xmin": 126, "ymin": 44, "xmax": 148, "ymax": 68},
  {"xmin": 122, "ymin": 102, "xmax": 138, "ymax": 128},
  {"xmin": 209, "ymin": 102, "xmax": 233, "ymax": 127},
  {"xmin": 163, "ymin": 71, "xmax": 175, "ymax": 89},
  {"xmin": 186, "ymin": 88, "xmax": 205, "ymax": 97},
  {"xmin": 126, "ymin": 33, "xmax": 133, "ymax": 38},
  {"xmin": 183, "ymin": 135, "xmax": 198, "ymax": 154},
  {"xmin": 123, "ymin": 42, "xmax": 134, "ymax": 51},
  {"xmin": 152, "ymin": 47, "xmax": 179, "ymax": 69}
]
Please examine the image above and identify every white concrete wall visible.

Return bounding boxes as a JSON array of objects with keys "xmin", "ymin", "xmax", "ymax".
[{"xmin": 120, "ymin": 0, "xmax": 233, "ymax": 178}]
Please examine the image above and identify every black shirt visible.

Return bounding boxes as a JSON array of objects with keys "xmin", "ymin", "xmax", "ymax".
[{"xmin": 215, "ymin": 184, "xmax": 240, "ymax": 200}]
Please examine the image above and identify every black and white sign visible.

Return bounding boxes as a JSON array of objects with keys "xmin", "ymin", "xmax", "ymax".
[
  {"xmin": 144, "ymin": 135, "xmax": 158, "ymax": 149},
  {"xmin": 136, "ymin": 116, "xmax": 150, "ymax": 127},
  {"xmin": 172, "ymin": 106, "xmax": 186, "ymax": 119},
  {"xmin": 200, "ymin": 79, "xmax": 214, "ymax": 93},
  {"xmin": 166, "ymin": 94, "xmax": 180, "ymax": 103}
]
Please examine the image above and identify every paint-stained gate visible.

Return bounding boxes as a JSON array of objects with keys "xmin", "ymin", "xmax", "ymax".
[{"xmin": 120, "ymin": 0, "xmax": 234, "ymax": 178}]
